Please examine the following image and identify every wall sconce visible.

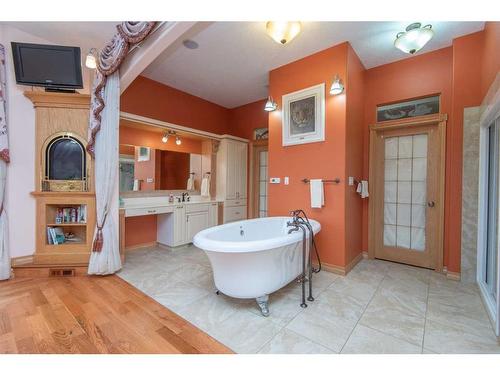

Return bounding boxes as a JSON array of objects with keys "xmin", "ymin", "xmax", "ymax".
[
  {"xmin": 85, "ymin": 48, "xmax": 97, "ymax": 69},
  {"xmin": 329, "ymin": 74, "xmax": 344, "ymax": 95},
  {"xmin": 264, "ymin": 96, "xmax": 278, "ymax": 112}
]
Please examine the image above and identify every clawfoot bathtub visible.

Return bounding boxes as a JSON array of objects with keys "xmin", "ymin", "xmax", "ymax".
[{"xmin": 193, "ymin": 216, "xmax": 321, "ymax": 316}]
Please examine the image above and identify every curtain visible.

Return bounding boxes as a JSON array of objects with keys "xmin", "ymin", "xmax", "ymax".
[
  {"xmin": 87, "ymin": 22, "xmax": 155, "ymax": 275},
  {"xmin": 0, "ymin": 44, "xmax": 10, "ymax": 280},
  {"xmin": 88, "ymin": 72, "xmax": 121, "ymax": 275}
]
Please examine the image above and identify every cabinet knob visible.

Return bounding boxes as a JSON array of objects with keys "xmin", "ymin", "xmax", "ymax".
[{"xmin": 427, "ymin": 201, "xmax": 435, "ymax": 208}]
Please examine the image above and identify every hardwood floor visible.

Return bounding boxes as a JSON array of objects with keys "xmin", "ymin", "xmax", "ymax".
[{"xmin": 0, "ymin": 275, "xmax": 233, "ymax": 354}]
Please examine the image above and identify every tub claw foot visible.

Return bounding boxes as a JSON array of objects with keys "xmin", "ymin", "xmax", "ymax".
[
  {"xmin": 256, "ymin": 295, "xmax": 270, "ymax": 317},
  {"xmin": 215, "ymin": 290, "xmax": 220, "ymax": 295}
]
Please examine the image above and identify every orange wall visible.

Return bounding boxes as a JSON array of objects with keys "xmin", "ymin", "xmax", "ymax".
[
  {"xmin": 268, "ymin": 43, "xmax": 349, "ymax": 267},
  {"xmin": 229, "ymin": 99, "xmax": 269, "ymax": 140},
  {"xmin": 345, "ymin": 44, "xmax": 366, "ymax": 265},
  {"xmin": 481, "ymin": 22, "xmax": 500, "ymax": 98},
  {"xmin": 121, "ymin": 76, "xmax": 230, "ymax": 135},
  {"xmin": 362, "ymin": 47, "xmax": 454, "ymax": 267}
]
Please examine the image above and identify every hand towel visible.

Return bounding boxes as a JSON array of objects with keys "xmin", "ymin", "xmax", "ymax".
[
  {"xmin": 310, "ymin": 179, "xmax": 324, "ymax": 208},
  {"xmin": 201, "ymin": 176, "xmax": 210, "ymax": 197},
  {"xmin": 356, "ymin": 180, "xmax": 369, "ymax": 198},
  {"xmin": 187, "ymin": 175, "xmax": 194, "ymax": 190}
]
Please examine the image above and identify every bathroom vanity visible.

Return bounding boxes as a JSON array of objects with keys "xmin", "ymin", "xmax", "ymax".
[{"xmin": 121, "ymin": 196, "xmax": 220, "ymax": 248}]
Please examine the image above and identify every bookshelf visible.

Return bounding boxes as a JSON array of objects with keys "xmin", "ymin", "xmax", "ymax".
[{"xmin": 32, "ymin": 191, "xmax": 95, "ymax": 264}]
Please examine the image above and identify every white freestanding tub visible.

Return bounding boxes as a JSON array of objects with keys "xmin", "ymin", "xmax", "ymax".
[{"xmin": 193, "ymin": 216, "xmax": 321, "ymax": 316}]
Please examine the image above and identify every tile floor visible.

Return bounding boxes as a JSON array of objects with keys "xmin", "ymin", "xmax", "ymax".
[{"xmin": 117, "ymin": 245, "xmax": 500, "ymax": 354}]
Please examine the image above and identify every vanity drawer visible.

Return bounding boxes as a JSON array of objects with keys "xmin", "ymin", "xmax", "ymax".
[
  {"xmin": 125, "ymin": 206, "xmax": 173, "ymax": 217},
  {"xmin": 225, "ymin": 199, "xmax": 246, "ymax": 207},
  {"xmin": 223, "ymin": 205, "xmax": 247, "ymax": 223},
  {"xmin": 185, "ymin": 203, "xmax": 210, "ymax": 213}
]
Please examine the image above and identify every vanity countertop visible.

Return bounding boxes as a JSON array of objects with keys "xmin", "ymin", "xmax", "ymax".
[{"xmin": 120, "ymin": 196, "xmax": 222, "ymax": 211}]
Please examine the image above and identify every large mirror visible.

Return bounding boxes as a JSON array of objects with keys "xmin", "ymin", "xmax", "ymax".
[{"xmin": 119, "ymin": 144, "xmax": 202, "ymax": 192}]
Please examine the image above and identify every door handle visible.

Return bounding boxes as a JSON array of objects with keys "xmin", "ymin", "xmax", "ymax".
[{"xmin": 427, "ymin": 201, "xmax": 435, "ymax": 208}]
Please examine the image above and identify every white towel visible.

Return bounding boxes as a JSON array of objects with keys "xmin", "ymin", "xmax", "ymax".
[
  {"xmin": 356, "ymin": 180, "xmax": 369, "ymax": 198},
  {"xmin": 310, "ymin": 179, "xmax": 324, "ymax": 208},
  {"xmin": 201, "ymin": 176, "xmax": 210, "ymax": 197},
  {"xmin": 133, "ymin": 179, "xmax": 140, "ymax": 191},
  {"xmin": 187, "ymin": 175, "xmax": 194, "ymax": 190}
]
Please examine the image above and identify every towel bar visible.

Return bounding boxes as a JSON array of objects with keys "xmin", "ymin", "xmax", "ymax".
[{"xmin": 301, "ymin": 178, "xmax": 340, "ymax": 184}]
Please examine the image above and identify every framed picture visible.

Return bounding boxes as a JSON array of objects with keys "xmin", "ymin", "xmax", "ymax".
[
  {"xmin": 282, "ymin": 83, "xmax": 325, "ymax": 146},
  {"xmin": 253, "ymin": 127, "xmax": 269, "ymax": 140},
  {"xmin": 376, "ymin": 95, "xmax": 440, "ymax": 122},
  {"xmin": 136, "ymin": 146, "xmax": 150, "ymax": 162}
]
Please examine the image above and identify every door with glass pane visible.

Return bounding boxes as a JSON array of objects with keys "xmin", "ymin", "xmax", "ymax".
[
  {"xmin": 369, "ymin": 116, "xmax": 446, "ymax": 269},
  {"xmin": 251, "ymin": 142, "xmax": 268, "ymax": 218}
]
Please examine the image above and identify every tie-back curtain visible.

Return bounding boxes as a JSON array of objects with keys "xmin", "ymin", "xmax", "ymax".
[
  {"xmin": 87, "ymin": 22, "xmax": 155, "ymax": 275},
  {"xmin": 0, "ymin": 44, "xmax": 11, "ymax": 280}
]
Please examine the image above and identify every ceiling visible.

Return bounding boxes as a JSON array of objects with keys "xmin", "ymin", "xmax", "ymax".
[
  {"xmin": 6, "ymin": 21, "xmax": 485, "ymax": 109},
  {"xmin": 143, "ymin": 21, "xmax": 484, "ymax": 108}
]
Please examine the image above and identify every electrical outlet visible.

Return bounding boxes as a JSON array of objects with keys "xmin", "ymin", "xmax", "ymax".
[
  {"xmin": 284, "ymin": 177, "xmax": 289, "ymax": 185},
  {"xmin": 269, "ymin": 177, "xmax": 281, "ymax": 184}
]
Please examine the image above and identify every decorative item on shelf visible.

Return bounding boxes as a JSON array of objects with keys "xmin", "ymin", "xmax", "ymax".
[
  {"xmin": 329, "ymin": 74, "xmax": 344, "ymax": 95},
  {"xmin": 266, "ymin": 21, "xmax": 302, "ymax": 45},
  {"xmin": 282, "ymin": 83, "xmax": 325, "ymax": 146},
  {"xmin": 264, "ymin": 96, "xmax": 278, "ymax": 112},
  {"xmin": 394, "ymin": 23, "xmax": 434, "ymax": 55},
  {"xmin": 85, "ymin": 48, "xmax": 97, "ymax": 69}
]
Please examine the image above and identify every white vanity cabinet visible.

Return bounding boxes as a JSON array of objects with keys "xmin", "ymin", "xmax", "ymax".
[
  {"xmin": 217, "ymin": 136, "xmax": 248, "ymax": 223},
  {"xmin": 157, "ymin": 202, "xmax": 218, "ymax": 247}
]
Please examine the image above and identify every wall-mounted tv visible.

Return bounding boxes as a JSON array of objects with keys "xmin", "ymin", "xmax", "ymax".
[{"xmin": 11, "ymin": 42, "xmax": 83, "ymax": 91}]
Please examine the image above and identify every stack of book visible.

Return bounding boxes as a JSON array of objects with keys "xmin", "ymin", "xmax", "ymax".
[
  {"xmin": 55, "ymin": 205, "xmax": 87, "ymax": 224},
  {"xmin": 46, "ymin": 227, "xmax": 65, "ymax": 245}
]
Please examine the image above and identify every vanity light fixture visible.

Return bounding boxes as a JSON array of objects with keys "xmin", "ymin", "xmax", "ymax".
[
  {"xmin": 329, "ymin": 74, "xmax": 344, "ymax": 95},
  {"xmin": 85, "ymin": 48, "xmax": 97, "ymax": 69},
  {"xmin": 264, "ymin": 96, "xmax": 278, "ymax": 112},
  {"xmin": 266, "ymin": 21, "xmax": 302, "ymax": 45},
  {"xmin": 161, "ymin": 132, "xmax": 169, "ymax": 143},
  {"xmin": 175, "ymin": 136, "xmax": 182, "ymax": 145},
  {"xmin": 394, "ymin": 23, "xmax": 434, "ymax": 55}
]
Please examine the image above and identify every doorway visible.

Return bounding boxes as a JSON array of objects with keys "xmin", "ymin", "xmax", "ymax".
[
  {"xmin": 368, "ymin": 114, "xmax": 446, "ymax": 270},
  {"xmin": 250, "ymin": 140, "xmax": 268, "ymax": 218}
]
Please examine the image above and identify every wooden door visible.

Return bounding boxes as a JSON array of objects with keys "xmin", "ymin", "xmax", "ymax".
[{"xmin": 369, "ymin": 114, "xmax": 446, "ymax": 270}]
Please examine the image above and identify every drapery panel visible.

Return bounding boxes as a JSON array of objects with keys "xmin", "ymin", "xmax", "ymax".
[
  {"xmin": 0, "ymin": 44, "xmax": 11, "ymax": 280},
  {"xmin": 87, "ymin": 22, "xmax": 155, "ymax": 275}
]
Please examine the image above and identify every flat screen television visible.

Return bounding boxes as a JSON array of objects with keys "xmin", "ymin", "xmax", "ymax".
[{"xmin": 11, "ymin": 42, "xmax": 83, "ymax": 91}]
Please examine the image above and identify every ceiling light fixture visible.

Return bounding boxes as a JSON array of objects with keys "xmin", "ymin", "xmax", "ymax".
[
  {"xmin": 161, "ymin": 133, "xmax": 169, "ymax": 143},
  {"xmin": 85, "ymin": 48, "xmax": 97, "ymax": 69},
  {"xmin": 264, "ymin": 96, "xmax": 278, "ymax": 112},
  {"xmin": 394, "ymin": 23, "xmax": 434, "ymax": 55},
  {"xmin": 175, "ymin": 136, "xmax": 182, "ymax": 145},
  {"xmin": 266, "ymin": 21, "xmax": 302, "ymax": 45},
  {"xmin": 329, "ymin": 74, "xmax": 344, "ymax": 95}
]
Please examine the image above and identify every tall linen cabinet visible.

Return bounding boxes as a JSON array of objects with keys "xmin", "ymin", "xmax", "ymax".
[{"xmin": 216, "ymin": 136, "xmax": 248, "ymax": 223}]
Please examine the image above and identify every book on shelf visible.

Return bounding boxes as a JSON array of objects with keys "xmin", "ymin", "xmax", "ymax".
[
  {"xmin": 55, "ymin": 205, "xmax": 87, "ymax": 224},
  {"xmin": 46, "ymin": 226, "xmax": 82, "ymax": 245}
]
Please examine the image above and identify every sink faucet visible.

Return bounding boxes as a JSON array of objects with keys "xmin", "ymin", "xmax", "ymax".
[{"xmin": 182, "ymin": 192, "xmax": 190, "ymax": 202}]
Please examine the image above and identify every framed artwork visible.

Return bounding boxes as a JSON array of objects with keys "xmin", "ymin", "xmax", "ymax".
[
  {"xmin": 136, "ymin": 146, "xmax": 150, "ymax": 162},
  {"xmin": 254, "ymin": 127, "xmax": 269, "ymax": 140},
  {"xmin": 376, "ymin": 95, "xmax": 440, "ymax": 122},
  {"xmin": 282, "ymin": 83, "xmax": 325, "ymax": 146}
]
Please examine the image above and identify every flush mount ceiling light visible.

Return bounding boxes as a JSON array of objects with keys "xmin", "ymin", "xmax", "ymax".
[
  {"xmin": 266, "ymin": 21, "xmax": 302, "ymax": 45},
  {"xmin": 264, "ymin": 96, "xmax": 278, "ymax": 112},
  {"xmin": 394, "ymin": 23, "xmax": 434, "ymax": 55},
  {"xmin": 85, "ymin": 48, "xmax": 97, "ymax": 69},
  {"xmin": 329, "ymin": 74, "xmax": 344, "ymax": 95}
]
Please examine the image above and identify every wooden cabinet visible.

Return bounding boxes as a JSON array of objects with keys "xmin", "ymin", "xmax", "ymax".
[{"xmin": 216, "ymin": 136, "xmax": 248, "ymax": 223}]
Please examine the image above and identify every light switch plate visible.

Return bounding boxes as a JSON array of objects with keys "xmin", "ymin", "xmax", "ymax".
[
  {"xmin": 348, "ymin": 176, "xmax": 354, "ymax": 186},
  {"xmin": 147, "ymin": 178, "xmax": 154, "ymax": 183},
  {"xmin": 269, "ymin": 177, "xmax": 281, "ymax": 184},
  {"xmin": 284, "ymin": 177, "xmax": 289, "ymax": 185}
]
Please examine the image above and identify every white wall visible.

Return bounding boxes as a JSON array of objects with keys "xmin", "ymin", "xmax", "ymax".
[{"xmin": 0, "ymin": 24, "xmax": 93, "ymax": 258}]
